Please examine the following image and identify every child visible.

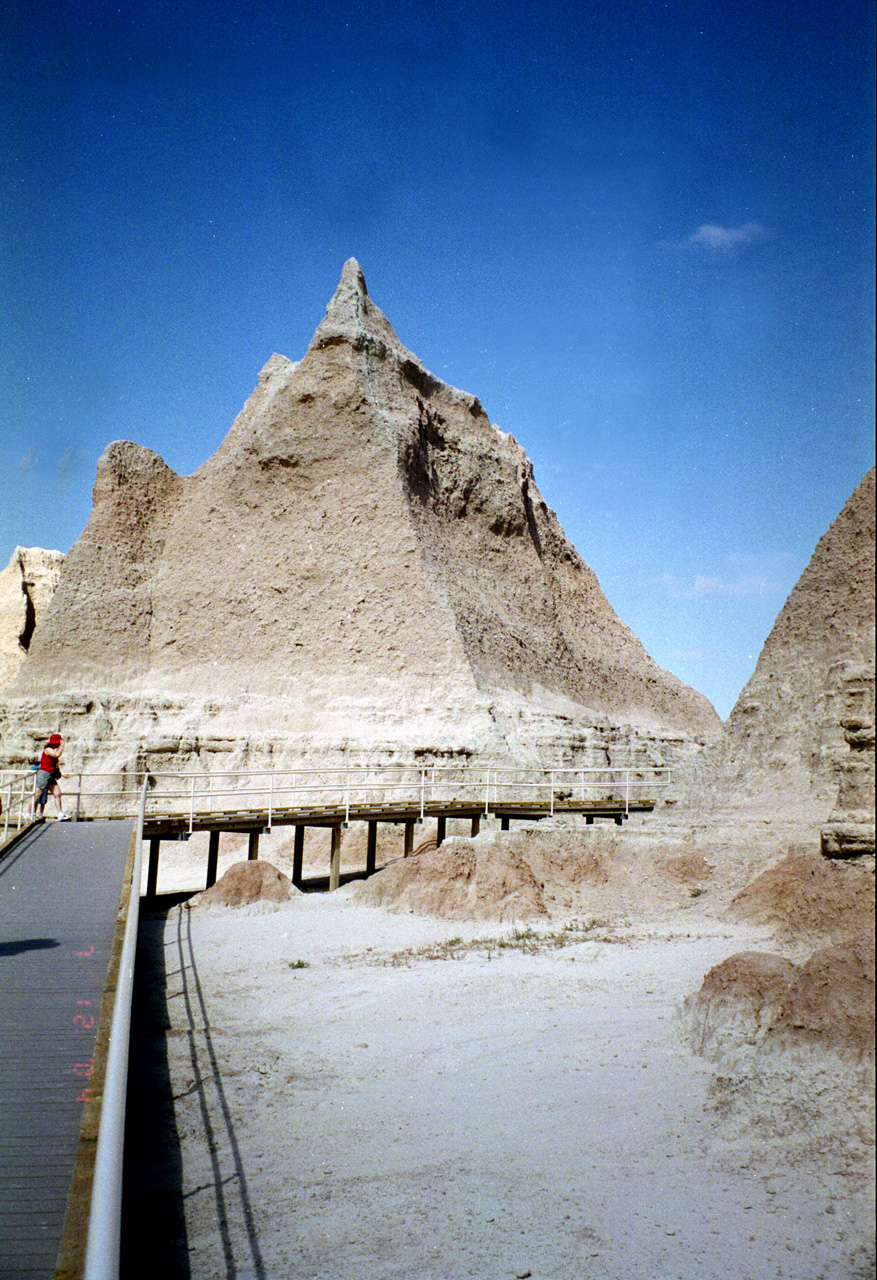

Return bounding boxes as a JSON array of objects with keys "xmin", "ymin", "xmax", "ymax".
[{"xmin": 32, "ymin": 733, "xmax": 70, "ymax": 820}]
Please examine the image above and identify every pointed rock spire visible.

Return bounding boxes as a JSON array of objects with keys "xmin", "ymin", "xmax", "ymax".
[
  {"xmin": 310, "ymin": 257, "xmax": 402, "ymax": 359},
  {"xmin": 3, "ymin": 261, "xmax": 723, "ymax": 776}
]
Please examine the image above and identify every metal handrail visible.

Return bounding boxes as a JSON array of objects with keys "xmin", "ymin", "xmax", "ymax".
[
  {"xmin": 83, "ymin": 777, "xmax": 148, "ymax": 1280},
  {"xmin": 1, "ymin": 770, "xmax": 38, "ymax": 842},
  {"xmin": 1, "ymin": 764, "xmax": 671, "ymax": 825}
]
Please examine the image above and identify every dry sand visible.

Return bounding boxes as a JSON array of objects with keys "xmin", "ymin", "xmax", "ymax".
[{"xmin": 123, "ymin": 831, "xmax": 875, "ymax": 1280}]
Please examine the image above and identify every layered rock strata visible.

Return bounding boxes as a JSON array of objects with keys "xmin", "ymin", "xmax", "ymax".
[{"xmin": 0, "ymin": 260, "xmax": 719, "ymax": 778}]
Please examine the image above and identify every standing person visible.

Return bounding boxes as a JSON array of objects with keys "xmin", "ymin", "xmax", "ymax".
[{"xmin": 32, "ymin": 733, "xmax": 70, "ymax": 820}]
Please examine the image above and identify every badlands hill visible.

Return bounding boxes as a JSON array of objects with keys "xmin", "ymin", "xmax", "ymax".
[
  {"xmin": 703, "ymin": 468, "xmax": 875, "ymax": 849},
  {"xmin": 0, "ymin": 260, "xmax": 719, "ymax": 775}
]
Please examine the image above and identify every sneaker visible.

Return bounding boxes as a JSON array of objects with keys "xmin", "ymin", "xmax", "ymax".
[{"xmin": 58, "ymin": 812, "xmax": 71, "ymax": 821}]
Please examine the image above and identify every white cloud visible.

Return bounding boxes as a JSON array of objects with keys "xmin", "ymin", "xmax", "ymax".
[
  {"xmin": 644, "ymin": 570, "xmax": 782, "ymax": 598},
  {"xmin": 682, "ymin": 221, "xmax": 771, "ymax": 255}
]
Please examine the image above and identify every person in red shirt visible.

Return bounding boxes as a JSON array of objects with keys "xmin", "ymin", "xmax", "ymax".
[{"xmin": 32, "ymin": 733, "xmax": 70, "ymax": 819}]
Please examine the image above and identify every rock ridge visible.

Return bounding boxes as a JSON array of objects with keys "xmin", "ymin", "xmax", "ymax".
[{"xmin": 2, "ymin": 260, "xmax": 720, "ymax": 777}]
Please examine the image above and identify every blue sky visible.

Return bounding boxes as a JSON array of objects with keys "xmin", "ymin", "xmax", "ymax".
[{"xmin": 1, "ymin": 0, "xmax": 874, "ymax": 719}]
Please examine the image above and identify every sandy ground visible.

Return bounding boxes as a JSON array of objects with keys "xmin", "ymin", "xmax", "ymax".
[{"xmin": 122, "ymin": 849, "xmax": 875, "ymax": 1280}]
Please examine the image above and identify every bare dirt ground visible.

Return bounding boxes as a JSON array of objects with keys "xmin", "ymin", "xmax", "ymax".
[{"xmin": 122, "ymin": 821, "xmax": 875, "ymax": 1280}]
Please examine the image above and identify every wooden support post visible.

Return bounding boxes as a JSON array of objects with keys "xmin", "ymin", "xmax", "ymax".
[
  {"xmin": 146, "ymin": 837, "xmax": 160, "ymax": 900},
  {"xmin": 329, "ymin": 824, "xmax": 342, "ymax": 891},
  {"xmin": 500, "ymin": 816, "xmax": 510, "ymax": 832},
  {"xmin": 206, "ymin": 830, "xmax": 220, "ymax": 887},
  {"xmin": 614, "ymin": 815, "xmax": 623, "ymax": 826},
  {"xmin": 366, "ymin": 821, "xmax": 377, "ymax": 875},
  {"xmin": 403, "ymin": 821, "xmax": 414, "ymax": 858},
  {"xmin": 292, "ymin": 824, "xmax": 305, "ymax": 888},
  {"xmin": 248, "ymin": 829, "xmax": 260, "ymax": 860},
  {"xmin": 470, "ymin": 814, "xmax": 481, "ymax": 837},
  {"xmin": 586, "ymin": 815, "xmax": 594, "ymax": 825},
  {"xmin": 436, "ymin": 815, "xmax": 446, "ymax": 847}
]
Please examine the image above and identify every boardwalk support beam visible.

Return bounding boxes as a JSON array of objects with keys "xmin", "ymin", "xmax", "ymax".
[
  {"xmin": 292, "ymin": 825, "xmax": 304, "ymax": 888},
  {"xmin": 436, "ymin": 816, "xmax": 446, "ymax": 847},
  {"xmin": 206, "ymin": 830, "xmax": 220, "ymax": 887},
  {"xmin": 366, "ymin": 821, "xmax": 377, "ymax": 875},
  {"xmin": 403, "ymin": 821, "xmax": 414, "ymax": 858},
  {"xmin": 248, "ymin": 830, "xmax": 260, "ymax": 860},
  {"xmin": 146, "ymin": 838, "xmax": 160, "ymax": 899},
  {"xmin": 329, "ymin": 825, "xmax": 342, "ymax": 891}
]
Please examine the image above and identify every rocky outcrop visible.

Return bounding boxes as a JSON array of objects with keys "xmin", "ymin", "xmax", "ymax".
[
  {"xmin": 0, "ymin": 548, "xmax": 65, "ymax": 691},
  {"xmin": 693, "ymin": 469, "xmax": 875, "ymax": 843},
  {"xmin": 820, "ymin": 664, "xmax": 875, "ymax": 857},
  {"xmin": 0, "ymin": 260, "xmax": 719, "ymax": 778}
]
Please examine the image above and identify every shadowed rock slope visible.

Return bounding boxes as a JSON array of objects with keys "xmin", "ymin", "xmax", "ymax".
[
  {"xmin": 0, "ymin": 547, "xmax": 65, "ymax": 691},
  {"xmin": 2, "ymin": 260, "xmax": 719, "ymax": 775}
]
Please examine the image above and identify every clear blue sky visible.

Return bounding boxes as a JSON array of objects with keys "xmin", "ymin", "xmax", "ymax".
[{"xmin": 2, "ymin": 0, "xmax": 874, "ymax": 719}]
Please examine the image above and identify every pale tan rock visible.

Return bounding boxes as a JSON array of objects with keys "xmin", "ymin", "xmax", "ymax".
[
  {"xmin": 0, "ymin": 547, "xmax": 65, "ymax": 691},
  {"xmin": 0, "ymin": 260, "xmax": 719, "ymax": 777},
  {"xmin": 680, "ymin": 469, "xmax": 876, "ymax": 848}
]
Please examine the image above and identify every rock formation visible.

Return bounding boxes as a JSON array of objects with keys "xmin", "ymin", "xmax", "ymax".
[
  {"xmin": 0, "ymin": 548, "xmax": 65, "ymax": 691},
  {"xmin": 699, "ymin": 468, "xmax": 875, "ymax": 847},
  {"xmin": 0, "ymin": 260, "xmax": 719, "ymax": 778}
]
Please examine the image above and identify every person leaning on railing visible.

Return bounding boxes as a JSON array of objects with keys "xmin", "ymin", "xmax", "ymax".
[{"xmin": 32, "ymin": 733, "xmax": 71, "ymax": 820}]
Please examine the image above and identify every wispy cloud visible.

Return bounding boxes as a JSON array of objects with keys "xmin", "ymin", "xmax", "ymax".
[
  {"xmin": 670, "ymin": 647, "xmax": 707, "ymax": 662},
  {"xmin": 54, "ymin": 445, "xmax": 81, "ymax": 494},
  {"xmin": 680, "ymin": 221, "xmax": 772, "ymax": 256},
  {"xmin": 645, "ymin": 571, "xmax": 782, "ymax": 598},
  {"xmin": 19, "ymin": 447, "xmax": 37, "ymax": 476}
]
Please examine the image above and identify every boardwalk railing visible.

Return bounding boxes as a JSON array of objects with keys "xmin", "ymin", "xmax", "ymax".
[
  {"xmin": 0, "ymin": 769, "xmax": 146, "ymax": 839},
  {"xmin": 3, "ymin": 764, "xmax": 671, "ymax": 834},
  {"xmin": 140, "ymin": 765, "xmax": 669, "ymax": 828},
  {"xmin": 84, "ymin": 778, "xmax": 148, "ymax": 1280},
  {"xmin": 0, "ymin": 770, "xmax": 48, "ymax": 842}
]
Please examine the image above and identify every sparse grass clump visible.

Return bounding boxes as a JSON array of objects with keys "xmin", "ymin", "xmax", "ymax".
[{"xmin": 380, "ymin": 917, "xmax": 608, "ymax": 966}]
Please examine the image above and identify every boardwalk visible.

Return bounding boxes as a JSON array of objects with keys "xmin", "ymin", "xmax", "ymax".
[{"xmin": 0, "ymin": 819, "xmax": 134, "ymax": 1280}]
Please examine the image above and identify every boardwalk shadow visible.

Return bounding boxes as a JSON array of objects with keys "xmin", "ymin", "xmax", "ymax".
[
  {"xmin": 171, "ymin": 903, "xmax": 267, "ymax": 1280},
  {"xmin": 121, "ymin": 903, "xmax": 191, "ymax": 1277},
  {"xmin": 0, "ymin": 938, "xmax": 59, "ymax": 956}
]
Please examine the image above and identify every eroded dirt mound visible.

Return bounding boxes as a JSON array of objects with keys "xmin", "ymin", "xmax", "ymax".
[
  {"xmin": 660, "ymin": 851, "xmax": 715, "ymax": 884},
  {"xmin": 188, "ymin": 860, "xmax": 297, "ymax": 909},
  {"xmin": 772, "ymin": 934, "xmax": 875, "ymax": 1057},
  {"xmin": 351, "ymin": 826, "xmax": 730, "ymax": 921},
  {"xmin": 351, "ymin": 836, "xmax": 549, "ymax": 921},
  {"xmin": 683, "ymin": 951, "xmax": 799, "ymax": 1058},
  {"xmin": 684, "ymin": 933, "xmax": 875, "ymax": 1062},
  {"xmin": 727, "ymin": 851, "xmax": 874, "ymax": 938}
]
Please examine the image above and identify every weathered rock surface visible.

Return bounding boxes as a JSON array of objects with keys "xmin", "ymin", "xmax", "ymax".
[
  {"xmin": 0, "ymin": 548, "xmax": 65, "ymax": 691},
  {"xmin": 686, "ymin": 468, "xmax": 875, "ymax": 846},
  {"xmin": 0, "ymin": 260, "xmax": 719, "ymax": 778}
]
